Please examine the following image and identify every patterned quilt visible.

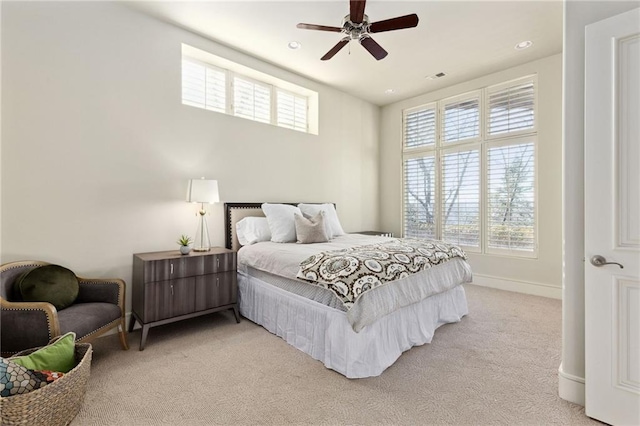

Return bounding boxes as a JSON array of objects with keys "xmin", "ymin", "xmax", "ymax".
[{"xmin": 296, "ymin": 238, "xmax": 467, "ymax": 309}]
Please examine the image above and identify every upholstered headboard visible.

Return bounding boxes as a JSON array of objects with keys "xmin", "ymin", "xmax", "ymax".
[{"xmin": 224, "ymin": 202, "xmax": 333, "ymax": 251}]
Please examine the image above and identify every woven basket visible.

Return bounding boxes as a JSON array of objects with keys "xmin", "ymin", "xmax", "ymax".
[{"xmin": 0, "ymin": 343, "xmax": 92, "ymax": 426}]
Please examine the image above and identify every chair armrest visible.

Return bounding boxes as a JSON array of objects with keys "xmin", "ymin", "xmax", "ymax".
[
  {"xmin": 1, "ymin": 298, "xmax": 60, "ymax": 357},
  {"xmin": 75, "ymin": 278, "xmax": 125, "ymax": 311}
]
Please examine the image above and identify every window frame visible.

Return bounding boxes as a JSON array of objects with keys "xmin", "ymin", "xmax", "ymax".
[{"xmin": 401, "ymin": 75, "xmax": 538, "ymax": 258}]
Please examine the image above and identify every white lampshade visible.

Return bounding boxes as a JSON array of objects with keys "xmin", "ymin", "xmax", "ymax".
[{"xmin": 186, "ymin": 178, "xmax": 219, "ymax": 203}]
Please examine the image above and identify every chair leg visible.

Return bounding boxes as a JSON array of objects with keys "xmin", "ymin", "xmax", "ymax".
[{"xmin": 118, "ymin": 317, "xmax": 129, "ymax": 350}]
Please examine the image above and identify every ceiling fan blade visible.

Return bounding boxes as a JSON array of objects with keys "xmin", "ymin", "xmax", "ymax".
[
  {"xmin": 321, "ymin": 38, "xmax": 350, "ymax": 61},
  {"xmin": 350, "ymin": 0, "xmax": 366, "ymax": 24},
  {"xmin": 297, "ymin": 23, "xmax": 343, "ymax": 32},
  {"xmin": 369, "ymin": 14, "xmax": 419, "ymax": 33},
  {"xmin": 360, "ymin": 36, "xmax": 388, "ymax": 60}
]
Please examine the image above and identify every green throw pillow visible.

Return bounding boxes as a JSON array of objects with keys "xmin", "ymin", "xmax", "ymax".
[
  {"xmin": 18, "ymin": 264, "xmax": 79, "ymax": 310},
  {"xmin": 11, "ymin": 332, "xmax": 76, "ymax": 374}
]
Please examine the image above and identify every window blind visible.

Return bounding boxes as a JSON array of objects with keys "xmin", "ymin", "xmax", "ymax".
[
  {"xmin": 404, "ymin": 106, "xmax": 436, "ymax": 149},
  {"xmin": 487, "ymin": 142, "xmax": 535, "ymax": 252},
  {"xmin": 441, "ymin": 97, "xmax": 480, "ymax": 143},
  {"xmin": 181, "ymin": 59, "xmax": 226, "ymax": 112},
  {"xmin": 233, "ymin": 76, "xmax": 271, "ymax": 124},
  {"xmin": 487, "ymin": 80, "xmax": 535, "ymax": 135},
  {"xmin": 404, "ymin": 155, "xmax": 436, "ymax": 239},
  {"xmin": 441, "ymin": 149, "xmax": 480, "ymax": 247},
  {"xmin": 277, "ymin": 90, "xmax": 308, "ymax": 132}
]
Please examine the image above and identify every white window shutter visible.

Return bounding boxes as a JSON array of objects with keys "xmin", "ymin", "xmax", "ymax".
[
  {"xmin": 404, "ymin": 106, "xmax": 436, "ymax": 149},
  {"xmin": 487, "ymin": 79, "xmax": 536, "ymax": 136},
  {"xmin": 277, "ymin": 90, "xmax": 308, "ymax": 132},
  {"xmin": 204, "ymin": 67, "xmax": 226, "ymax": 112},
  {"xmin": 233, "ymin": 76, "xmax": 271, "ymax": 123},
  {"xmin": 487, "ymin": 142, "xmax": 536, "ymax": 252},
  {"xmin": 404, "ymin": 155, "xmax": 437, "ymax": 239},
  {"xmin": 441, "ymin": 149, "xmax": 481, "ymax": 248},
  {"xmin": 182, "ymin": 59, "xmax": 207, "ymax": 108},
  {"xmin": 441, "ymin": 95, "xmax": 480, "ymax": 143}
]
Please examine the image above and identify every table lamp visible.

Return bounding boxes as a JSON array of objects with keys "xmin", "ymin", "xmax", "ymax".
[{"xmin": 186, "ymin": 178, "xmax": 219, "ymax": 252}]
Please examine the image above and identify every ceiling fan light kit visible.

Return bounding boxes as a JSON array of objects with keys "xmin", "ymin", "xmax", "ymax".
[{"xmin": 297, "ymin": 0, "xmax": 419, "ymax": 61}]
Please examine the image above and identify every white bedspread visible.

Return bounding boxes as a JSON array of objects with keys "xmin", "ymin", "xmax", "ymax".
[{"xmin": 238, "ymin": 235, "xmax": 472, "ymax": 331}]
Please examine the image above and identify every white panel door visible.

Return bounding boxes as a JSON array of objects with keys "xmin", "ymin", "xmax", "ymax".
[{"xmin": 585, "ymin": 8, "xmax": 640, "ymax": 426}]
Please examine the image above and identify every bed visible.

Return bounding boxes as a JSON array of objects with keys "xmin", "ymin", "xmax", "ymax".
[{"xmin": 225, "ymin": 202, "xmax": 471, "ymax": 378}]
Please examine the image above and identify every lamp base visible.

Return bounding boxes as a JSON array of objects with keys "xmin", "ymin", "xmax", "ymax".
[{"xmin": 193, "ymin": 207, "xmax": 212, "ymax": 252}]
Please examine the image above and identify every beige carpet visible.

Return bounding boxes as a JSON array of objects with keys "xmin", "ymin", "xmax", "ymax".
[{"xmin": 72, "ymin": 285, "xmax": 595, "ymax": 425}]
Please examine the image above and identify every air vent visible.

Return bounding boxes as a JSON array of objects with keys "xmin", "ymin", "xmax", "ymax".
[{"xmin": 425, "ymin": 72, "xmax": 446, "ymax": 80}]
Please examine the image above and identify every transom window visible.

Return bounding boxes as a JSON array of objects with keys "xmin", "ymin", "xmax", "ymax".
[
  {"xmin": 181, "ymin": 44, "xmax": 318, "ymax": 135},
  {"xmin": 402, "ymin": 75, "xmax": 537, "ymax": 257}
]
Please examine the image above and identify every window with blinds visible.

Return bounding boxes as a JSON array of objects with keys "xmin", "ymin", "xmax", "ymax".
[
  {"xmin": 181, "ymin": 59, "xmax": 226, "ymax": 112},
  {"xmin": 487, "ymin": 142, "xmax": 535, "ymax": 252},
  {"xmin": 487, "ymin": 78, "xmax": 536, "ymax": 136},
  {"xmin": 404, "ymin": 105, "xmax": 436, "ymax": 149},
  {"xmin": 404, "ymin": 155, "xmax": 436, "ymax": 239},
  {"xmin": 233, "ymin": 77, "xmax": 271, "ymax": 124},
  {"xmin": 277, "ymin": 89, "xmax": 308, "ymax": 132},
  {"xmin": 441, "ymin": 149, "xmax": 480, "ymax": 247},
  {"xmin": 181, "ymin": 47, "xmax": 314, "ymax": 134},
  {"xmin": 441, "ymin": 94, "xmax": 480, "ymax": 143},
  {"xmin": 402, "ymin": 75, "xmax": 537, "ymax": 257}
]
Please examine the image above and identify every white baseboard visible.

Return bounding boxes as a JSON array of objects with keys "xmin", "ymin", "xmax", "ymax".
[
  {"xmin": 558, "ymin": 364, "xmax": 585, "ymax": 406},
  {"xmin": 470, "ymin": 273, "xmax": 562, "ymax": 299}
]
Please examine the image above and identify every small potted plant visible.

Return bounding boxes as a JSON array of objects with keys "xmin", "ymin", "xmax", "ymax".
[{"xmin": 177, "ymin": 234, "xmax": 193, "ymax": 255}]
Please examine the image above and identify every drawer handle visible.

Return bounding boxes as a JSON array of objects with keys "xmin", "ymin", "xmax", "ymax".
[
  {"xmin": 216, "ymin": 258, "xmax": 220, "ymax": 268},
  {"xmin": 216, "ymin": 277, "xmax": 219, "ymax": 287},
  {"xmin": 170, "ymin": 263, "xmax": 174, "ymax": 274},
  {"xmin": 170, "ymin": 284, "xmax": 174, "ymax": 296}
]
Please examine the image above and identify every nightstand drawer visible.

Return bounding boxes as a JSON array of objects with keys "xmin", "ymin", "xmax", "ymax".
[
  {"xmin": 142, "ymin": 277, "xmax": 196, "ymax": 322},
  {"xmin": 143, "ymin": 259, "xmax": 185, "ymax": 282},
  {"xmin": 196, "ymin": 252, "xmax": 236, "ymax": 274},
  {"xmin": 194, "ymin": 271, "xmax": 237, "ymax": 311}
]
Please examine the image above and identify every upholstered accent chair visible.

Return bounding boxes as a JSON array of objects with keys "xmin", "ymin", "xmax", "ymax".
[{"xmin": 0, "ymin": 260, "xmax": 129, "ymax": 356}]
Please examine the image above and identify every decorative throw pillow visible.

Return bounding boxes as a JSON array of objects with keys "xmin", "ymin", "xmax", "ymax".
[
  {"xmin": 17, "ymin": 264, "xmax": 79, "ymax": 310},
  {"xmin": 0, "ymin": 357, "xmax": 64, "ymax": 397},
  {"xmin": 236, "ymin": 217, "xmax": 272, "ymax": 246},
  {"xmin": 294, "ymin": 211, "xmax": 329, "ymax": 244},
  {"xmin": 298, "ymin": 203, "xmax": 345, "ymax": 238},
  {"xmin": 11, "ymin": 332, "xmax": 76, "ymax": 374},
  {"xmin": 261, "ymin": 203, "xmax": 302, "ymax": 243}
]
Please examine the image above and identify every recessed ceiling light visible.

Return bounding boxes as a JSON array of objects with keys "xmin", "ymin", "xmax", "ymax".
[
  {"xmin": 515, "ymin": 40, "xmax": 533, "ymax": 50},
  {"xmin": 288, "ymin": 41, "xmax": 302, "ymax": 50},
  {"xmin": 384, "ymin": 89, "xmax": 396, "ymax": 94}
]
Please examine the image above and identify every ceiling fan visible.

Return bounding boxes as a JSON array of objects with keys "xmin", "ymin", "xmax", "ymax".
[{"xmin": 296, "ymin": 0, "xmax": 419, "ymax": 61}]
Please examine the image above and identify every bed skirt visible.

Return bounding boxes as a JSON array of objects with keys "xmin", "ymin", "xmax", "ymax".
[{"xmin": 238, "ymin": 271, "xmax": 468, "ymax": 378}]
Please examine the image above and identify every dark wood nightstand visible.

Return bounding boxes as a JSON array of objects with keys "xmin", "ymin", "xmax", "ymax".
[
  {"xmin": 353, "ymin": 231, "xmax": 394, "ymax": 237},
  {"xmin": 130, "ymin": 248, "xmax": 239, "ymax": 350}
]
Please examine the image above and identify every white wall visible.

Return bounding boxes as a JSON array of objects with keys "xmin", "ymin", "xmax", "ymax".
[
  {"xmin": 560, "ymin": 0, "xmax": 639, "ymax": 406},
  {"xmin": 379, "ymin": 54, "xmax": 563, "ymax": 298},
  {"xmin": 0, "ymin": 2, "xmax": 379, "ymax": 309}
]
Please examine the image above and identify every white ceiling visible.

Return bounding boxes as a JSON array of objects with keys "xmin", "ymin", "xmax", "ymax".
[{"xmin": 125, "ymin": 1, "xmax": 563, "ymax": 106}]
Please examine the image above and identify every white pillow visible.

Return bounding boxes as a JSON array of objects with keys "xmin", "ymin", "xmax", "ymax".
[
  {"xmin": 236, "ymin": 217, "xmax": 271, "ymax": 246},
  {"xmin": 298, "ymin": 203, "xmax": 345, "ymax": 238},
  {"xmin": 261, "ymin": 203, "xmax": 302, "ymax": 243}
]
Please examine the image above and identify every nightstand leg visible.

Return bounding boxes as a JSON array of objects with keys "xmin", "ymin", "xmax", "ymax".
[
  {"xmin": 139, "ymin": 324, "xmax": 150, "ymax": 351},
  {"xmin": 128, "ymin": 315, "xmax": 136, "ymax": 333},
  {"xmin": 232, "ymin": 306, "xmax": 240, "ymax": 323}
]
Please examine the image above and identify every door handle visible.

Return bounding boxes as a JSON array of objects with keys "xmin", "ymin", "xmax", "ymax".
[{"xmin": 590, "ymin": 255, "xmax": 624, "ymax": 269}]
